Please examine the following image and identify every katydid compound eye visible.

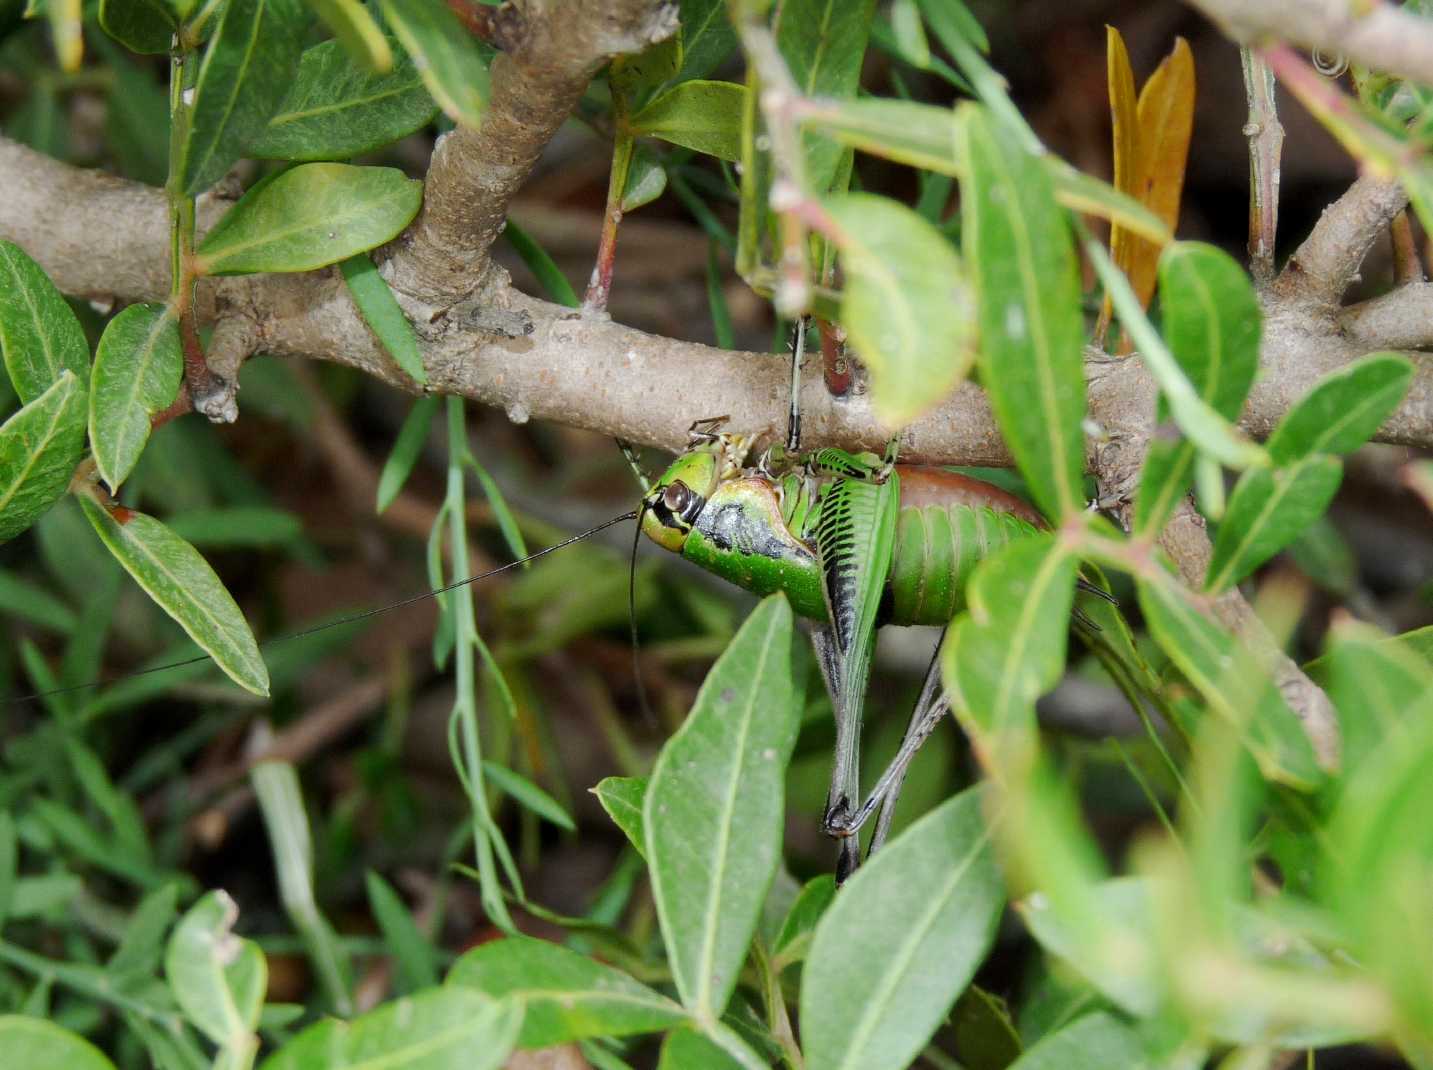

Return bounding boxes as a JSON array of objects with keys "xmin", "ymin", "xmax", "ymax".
[{"xmin": 663, "ymin": 481, "xmax": 692, "ymax": 515}]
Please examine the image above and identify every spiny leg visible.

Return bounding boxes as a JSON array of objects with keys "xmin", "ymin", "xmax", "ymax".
[{"xmin": 811, "ymin": 625, "xmax": 862, "ymax": 883}]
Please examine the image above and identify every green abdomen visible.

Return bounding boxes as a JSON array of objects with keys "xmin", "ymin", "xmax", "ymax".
[{"xmin": 887, "ymin": 504, "xmax": 1041, "ymax": 626}]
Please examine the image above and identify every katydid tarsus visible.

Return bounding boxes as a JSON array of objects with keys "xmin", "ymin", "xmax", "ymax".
[{"xmin": 13, "ymin": 320, "xmax": 1115, "ymax": 885}]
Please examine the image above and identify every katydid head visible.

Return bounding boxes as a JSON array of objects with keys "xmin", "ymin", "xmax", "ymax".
[{"xmin": 639, "ymin": 429, "xmax": 752, "ymax": 553}]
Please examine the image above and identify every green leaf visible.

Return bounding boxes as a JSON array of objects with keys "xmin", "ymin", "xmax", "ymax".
[
  {"xmin": 645, "ymin": 594, "xmax": 800, "ymax": 1017},
  {"xmin": 340, "ymin": 253, "xmax": 426, "ymax": 383},
  {"xmin": 889, "ymin": 0, "xmax": 929, "ymax": 67},
  {"xmin": 0, "ymin": 569, "xmax": 76, "ymax": 632},
  {"xmin": 481, "ymin": 760, "xmax": 575, "ymax": 831},
  {"xmin": 777, "ymin": 0, "xmax": 878, "ymax": 192},
  {"xmin": 196, "ymin": 163, "xmax": 423, "ymax": 276},
  {"xmin": 166, "ymin": 505, "xmax": 304, "ymax": 548},
  {"xmin": 164, "ymin": 891, "xmax": 267, "ymax": 1050},
  {"xmin": 1007, "ymin": 1012, "xmax": 1147, "ymax": 1070},
  {"xmin": 800, "ymin": 788, "xmax": 1003, "ymax": 1070},
  {"xmin": 100, "ymin": 37, "xmax": 171, "ymax": 186},
  {"xmin": 1205, "ymin": 455, "xmax": 1343, "ymax": 592},
  {"xmin": 622, "ymin": 142, "xmax": 668, "ymax": 211},
  {"xmin": 1043, "ymin": 159, "xmax": 1170, "ymax": 244},
  {"xmin": 248, "ymin": 38, "xmax": 436, "ymax": 160},
  {"xmin": 1133, "ymin": 436, "xmax": 1194, "ymax": 538},
  {"xmin": 378, "ymin": 0, "xmax": 489, "ymax": 129},
  {"xmin": 1159, "ymin": 242, "xmax": 1262, "ymax": 423},
  {"xmin": 0, "ymin": 813, "xmax": 15, "ymax": 932},
  {"xmin": 178, "ymin": 0, "xmax": 306, "ymax": 196},
  {"xmin": 675, "ymin": 0, "xmax": 736, "ymax": 83},
  {"xmin": 0, "ymin": 371, "xmax": 86, "ymax": 542},
  {"xmin": 503, "ymin": 219, "xmax": 579, "ymax": 308},
  {"xmin": 1266, "ymin": 351, "xmax": 1413, "ymax": 464},
  {"xmin": 611, "ymin": 35, "xmax": 682, "ymax": 113},
  {"xmin": 365, "ymin": 870, "xmax": 439, "ymax": 993},
  {"xmin": 77, "ymin": 495, "xmax": 270, "ymax": 696},
  {"xmin": 824, "ymin": 191, "xmax": 974, "ymax": 427},
  {"xmin": 0, "ymin": 1016, "xmax": 117, "ymax": 1070},
  {"xmin": 631, "ymin": 80, "xmax": 744, "ymax": 161},
  {"xmin": 951, "ymin": 986, "xmax": 1023, "ymax": 1070},
  {"xmin": 958, "ymin": 105, "xmax": 1086, "ymax": 520},
  {"xmin": 771, "ymin": 874, "xmax": 836, "ymax": 967},
  {"xmin": 261, "ymin": 987, "xmax": 521, "ymax": 1070},
  {"xmin": 0, "ymin": 240, "xmax": 90, "ymax": 405},
  {"xmin": 659, "ymin": 1025, "xmax": 746, "ymax": 1069},
  {"xmin": 376, "ymin": 396, "xmax": 437, "ymax": 512},
  {"xmin": 448, "ymin": 935, "xmax": 686, "ymax": 1048},
  {"xmin": 942, "ymin": 535, "xmax": 1077, "ymax": 739},
  {"xmin": 109, "ymin": 883, "xmax": 180, "ymax": 979},
  {"xmin": 88, "ymin": 303, "xmax": 182, "ymax": 492},
  {"xmin": 304, "ymin": 0, "xmax": 392, "ymax": 72},
  {"xmin": 465, "ymin": 452, "xmax": 527, "ymax": 563},
  {"xmin": 593, "ymin": 775, "xmax": 648, "ymax": 857},
  {"xmin": 1137, "ymin": 578, "xmax": 1319, "ymax": 787},
  {"xmin": 800, "ymin": 97, "xmax": 958, "ymax": 174},
  {"xmin": 98, "ymin": 0, "xmax": 175, "ymax": 53},
  {"xmin": 1089, "ymin": 237, "xmax": 1265, "ymax": 470}
]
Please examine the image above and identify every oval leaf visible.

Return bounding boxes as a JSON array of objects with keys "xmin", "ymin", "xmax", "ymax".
[
  {"xmin": 98, "ymin": 0, "xmax": 176, "ymax": 54},
  {"xmin": 645, "ymin": 594, "xmax": 800, "ymax": 1018},
  {"xmin": 164, "ymin": 891, "xmax": 267, "ymax": 1049},
  {"xmin": 0, "ymin": 371, "xmax": 86, "ymax": 542},
  {"xmin": 1008, "ymin": 1012, "xmax": 1148, "ymax": 1070},
  {"xmin": 958, "ymin": 104, "xmax": 1086, "ymax": 520},
  {"xmin": 0, "ymin": 240, "xmax": 90, "ymax": 405},
  {"xmin": 1205, "ymin": 455, "xmax": 1343, "ymax": 593},
  {"xmin": 675, "ymin": 0, "xmax": 737, "ymax": 83},
  {"xmin": 631, "ymin": 80, "xmax": 745, "ymax": 161},
  {"xmin": 247, "ymin": 39, "xmax": 436, "ymax": 161},
  {"xmin": 196, "ymin": 163, "xmax": 423, "ymax": 276},
  {"xmin": 339, "ymin": 253, "xmax": 426, "ymax": 383},
  {"xmin": 78, "ymin": 496, "xmax": 270, "ymax": 696},
  {"xmin": 1137, "ymin": 578, "xmax": 1319, "ymax": 787},
  {"xmin": 800, "ymin": 787, "xmax": 1003, "ymax": 1070},
  {"xmin": 178, "ymin": 0, "xmax": 307, "ymax": 196},
  {"xmin": 622, "ymin": 142, "xmax": 668, "ymax": 211},
  {"xmin": 825, "ymin": 191, "xmax": 975, "ymax": 427},
  {"xmin": 1158, "ymin": 242, "xmax": 1261, "ymax": 423},
  {"xmin": 304, "ymin": 0, "xmax": 392, "ymax": 72},
  {"xmin": 1267, "ymin": 351, "xmax": 1414, "ymax": 464},
  {"xmin": 261, "ymin": 987, "xmax": 521, "ymax": 1070},
  {"xmin": 447, "ymin": 935, "xmax": 685, "ymax": 1048},
  {"xmin": 378, "ymin": 0, "xmax": 489, "ymax": 129},
  {"xmin": 0, "ymin": 1015, "xmax": 117, "ymax": 1070},
  {"xmin": 592, "ymin": 775, "xmax": 648, "ymax": 857},
  {"xmin": 89, "ymin": 303, "xmax": 182, "ymax": 492}
]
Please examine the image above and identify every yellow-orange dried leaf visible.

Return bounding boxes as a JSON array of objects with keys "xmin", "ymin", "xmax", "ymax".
[{"xmin": 1128, "ymin": 37, "xmax": 1195, "ymax": 307}]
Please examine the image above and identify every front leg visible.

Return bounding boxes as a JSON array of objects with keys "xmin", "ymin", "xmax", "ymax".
[{"xmin": 811, "ymin": 625, "xmax": 862, "ymax": 884}]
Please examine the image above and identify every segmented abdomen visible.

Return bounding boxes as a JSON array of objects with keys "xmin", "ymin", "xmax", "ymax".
[{"xmin": 887, "ymin": 504, "xmax": 1041, "ymax": 626}]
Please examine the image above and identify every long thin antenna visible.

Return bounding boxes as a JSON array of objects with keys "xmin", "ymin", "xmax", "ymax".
[{"xmin": 8, "ymin": 511, "xmax": 640, "ymax": 708}]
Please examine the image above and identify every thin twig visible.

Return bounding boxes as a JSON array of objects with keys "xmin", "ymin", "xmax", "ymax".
[{"xmin": 1241, "ymin": 47, "xmax": 1283, "ymax": 284}]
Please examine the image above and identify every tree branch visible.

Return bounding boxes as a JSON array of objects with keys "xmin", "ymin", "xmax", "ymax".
[
  {"xmin": 1341, "ymin": 280, "xmax": 1433, "ymax": 349},
  {"xmin": 1187, "ymin": 0, "xmax": 1433, "ymax": 89}
]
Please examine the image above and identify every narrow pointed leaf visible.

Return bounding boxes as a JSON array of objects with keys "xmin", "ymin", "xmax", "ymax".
[
  {"xmin": 0, "ymin": 1016, "xmax": 117, "ymax": 1070},
  {"xmin": 1044, "ymin": 159, "xmax": 1171, "ymax": 243},
  {"xmin": 799, "ymin": 97, "xmax": 959, "ymax": 175},
  {"xmin": 1105, "ymin": 27, "xmax": 1139, "ymax": 279},
  {"xmin": 248, "ymin": 39, "xmax": 435, "ymax": 160},
  {"xmin": 772, "ymin": 874, "xmax": 836, "ymax": 967},
  {"xmin": 78, "ymin": 496, "xmax": 270, "ymax": 696},
  {"xmin": 0, "ymin": 240, "xmax": 90, "ymax": 404},
  {"xmin": 481, "ymin": 761, "xmax": 574, "ymax": 831},
  {"xmin": 1125, "ymin": 38, "xmax": 1194, "ymax": 305},
  {"xmin": 1137, "ymin": 578, "xmax": 1319, "ymax": 787},
  {"xmin": 448, "ymin": 935, "xmax": 685, "ymax": 1048},
  {"xmin": 800, "ymin": 788, "xmax": 1003, "ymax": 1070},
  {"xmin": 631, "ymin": 80, "xmax": 743, "ymax": 161},
  {"xmin": 1205, "ymin": 455, "xmax": 1343, "ymax": 592},
  {"xmin": 164, "ymin": 891, "xmax": 266, "ymax": 1049},
  {"xmin": 304, "ymin": 0, "xmax": 392, "ymax": 72},
  {"xmin": 958, "ymin": 105, "xmax": 1085, "ymax": 520},
  {"xmin": 89, "ymin": 303, "xmax": 182, "ymax": 491},
  {"xmin": 98, "ymin": 0, "xmax": 176, "ymax": 53},
  {"xmin": 376, "ymin": 396, "xmax": 437, "ymax": 512},
  {"xmin": 1133, "ymin": 436, "xmax": 1195, "ymax": 538},
  {"xmin": 1008, "ymin": 1012, "xmax": 1148, "ymax": 1070},
  {"xmin": 0, "ymin": 371, "xmax": 85, "ymax": 542},
  {"xmin": 676, "ymin": 0, "xmax": 736, "ymax": 83},
  {"xmin": 196, "ymin": 163, "xmax": 423, "ymax": 276},
  {"xmin": 645, "ymin": 594, "xmax": 800, "ymax": 1017},
  {"xmin": 260, "ymin": 988, "xmax": 521, "ymax": 1070},
  {"xmin": 340, "ymin": 253, "xmax": 426, "ymax": 383},
  {"xmin": 364, "ymin": 871, "xmax": 440, "ymax": 993},
  {"xmin": 777, "ymin": 0, "xmax": 877, "ymax": 192},
  {"xmin": 378, "ymin": 0, "xmax": 489, "ymax": 129},
  {"xmin": 1267, "ymin": 351, "xmax": 1413, "ymax": 464},
  {"xmin": 178, "ymin": 0, "xmax": 306, "ymax": 196},
  {"xmin": 942, "ymin": 536, "xmax": 1077, "ymax": 738},
  {"xmin": 825, "ymin": 192, "xmax": 974, "ymax": 426},
  {"xmin": 593, "ymin": 775, "xmax": 648, "ymax": 857}
]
